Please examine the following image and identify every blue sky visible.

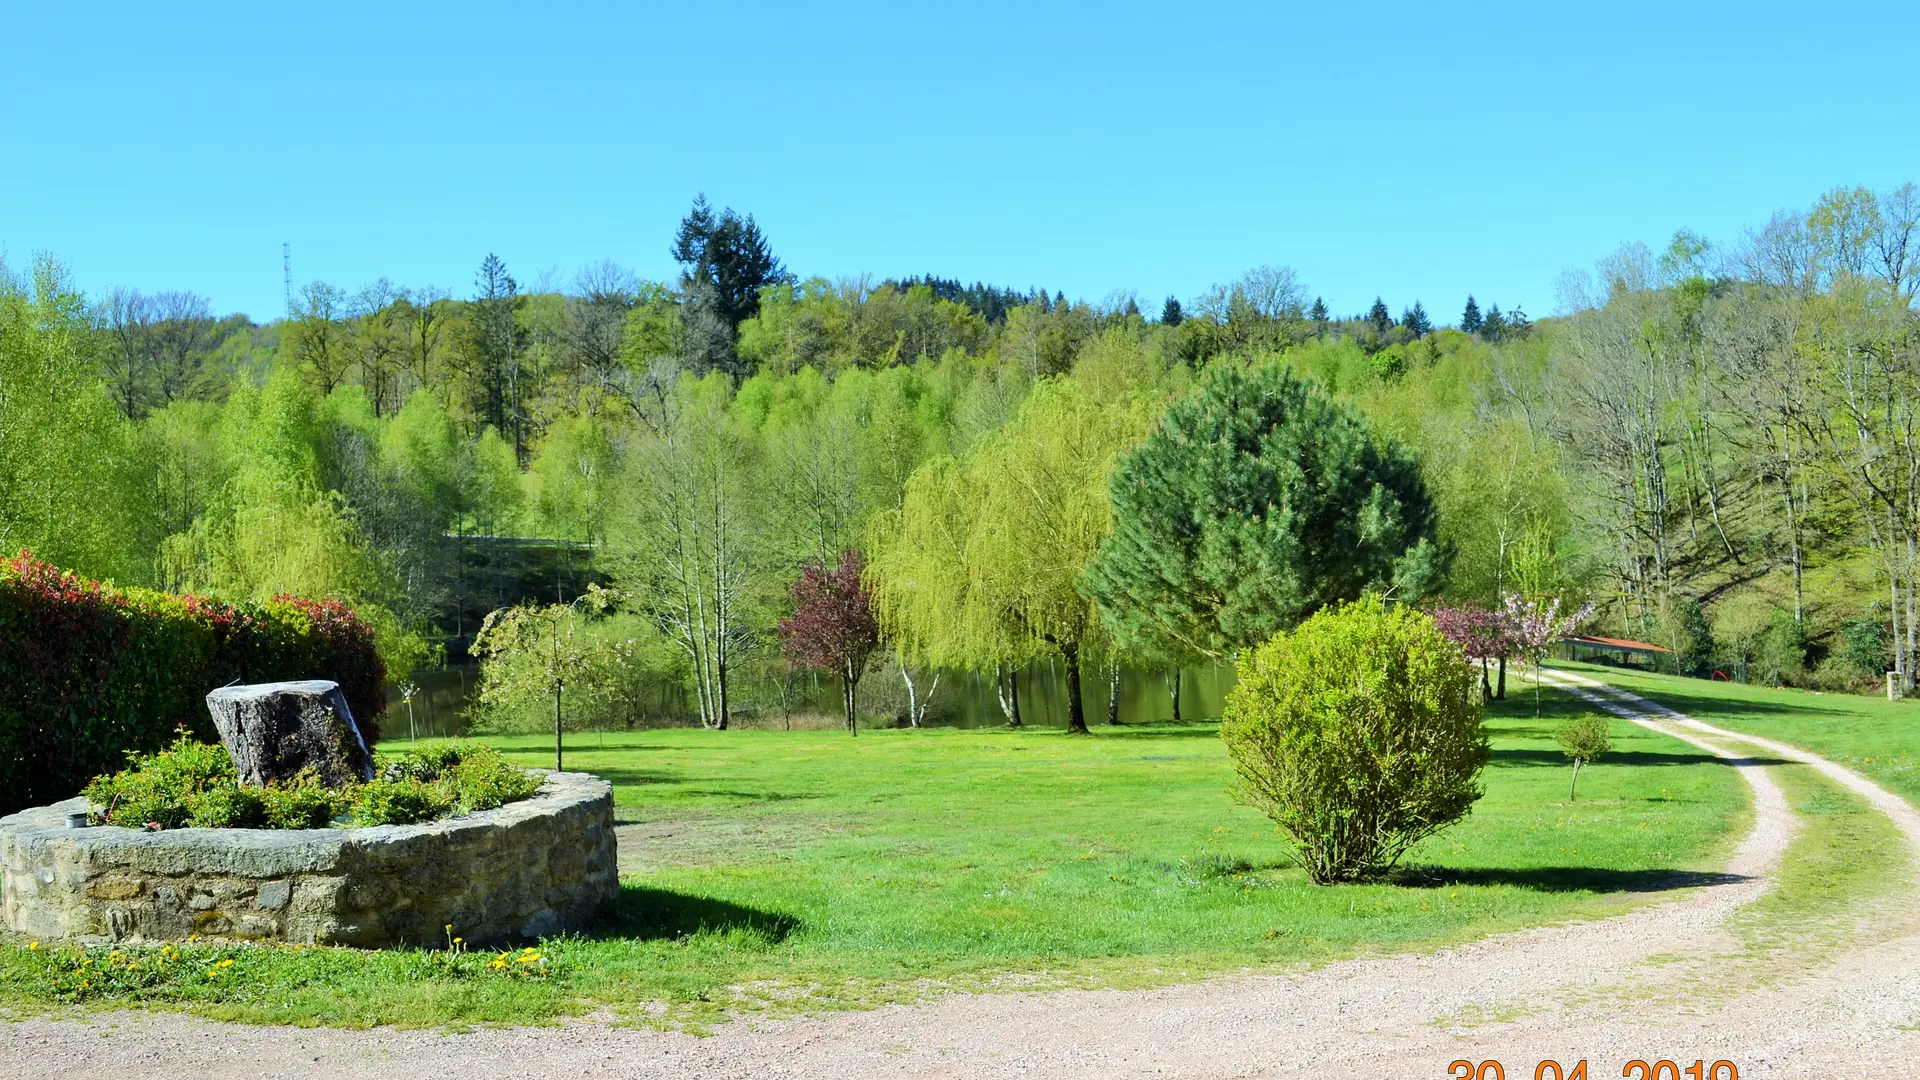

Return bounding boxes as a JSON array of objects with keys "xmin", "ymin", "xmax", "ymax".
[{"xmin": 4, "ymin": 2, "xmax": 1916, "ymax": 324}]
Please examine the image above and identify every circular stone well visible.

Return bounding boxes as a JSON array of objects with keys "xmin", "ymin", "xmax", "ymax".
[{"xmin": 0, "ymin": 772, "xmax": 617, "ymax": 947}]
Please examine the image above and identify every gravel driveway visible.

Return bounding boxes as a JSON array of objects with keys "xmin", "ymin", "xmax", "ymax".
[{"xmin": 7, "ymin": 673, "xmax": 1918, "ymax": 1079}]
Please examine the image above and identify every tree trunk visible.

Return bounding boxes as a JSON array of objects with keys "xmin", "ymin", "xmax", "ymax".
[
  {"xmin": 1106, "ymin": 662, "xmax": 1121, "ymax": 725},
  {"xmin": 1497, "ymin": 656, "xmax": 1508, "ymax": 699},
  {"xmin": 715, "ymin": 656, "xmax": 729, "ymax": 730},
  {"xmin": 1168, "ymin": 668, "xmax": 1182, "ymax": 722},
  {"xmin": 1480, "ymin": 657, "xmax": 1493, "ymax": 703},
  {"xmin": 901, "ymin": 665, "xmax": 919, "ymax": 727},
  {"xmin": 554, "ymin": 683, "xmax": 564, "ymax": 773},
  {"xmin": 1568, "ymin": 757, "xmax": 1582, "ymax": 801},
  {"xmin": 1063, "ymin": 645, "xmax": 1089, "ymax": 734},
  {"xmin": 843, "ymin": 663, "xmax": 858, "ymax": 736}
]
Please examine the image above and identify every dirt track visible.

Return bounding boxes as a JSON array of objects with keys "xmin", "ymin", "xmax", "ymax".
[{"xmin": 6, "ymin": 673, "xmax": 1918, "ymax": 1079}]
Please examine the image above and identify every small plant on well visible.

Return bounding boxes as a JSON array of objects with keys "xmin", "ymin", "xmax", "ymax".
[
  {"xmin": 1219, "ymin": 597, "xmax": 1488, "ymax": 884},
  {"xmin": 82, "ymin": 737, "xmax": 541, "ymax": 830},
  {"xmin": 1556, "ymin": 715, "xmax": 1612, "ymax": 801}
]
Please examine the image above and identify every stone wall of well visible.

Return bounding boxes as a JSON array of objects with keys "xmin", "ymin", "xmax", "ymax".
[{"xmin": 0, "ymin": 772, "xmax": 617, "ymax": 948}]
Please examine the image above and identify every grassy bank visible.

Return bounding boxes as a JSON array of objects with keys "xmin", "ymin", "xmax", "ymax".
[
  {"xmin": 0, "ymin": 688, "xmax": 1747, "ymax": 1028},
  {"xmin": 1551, "ymin": 660, "xmax": 1920, "ymax": 809}
]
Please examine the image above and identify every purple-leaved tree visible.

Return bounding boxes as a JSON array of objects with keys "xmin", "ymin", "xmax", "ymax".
[
  {"xmin": 777, "ymin": 550, "xmax": 882, "ymax": 736},
  {"xmin": 1431, "ymin": 604, "xmax": 1512, "ymax": 702}
]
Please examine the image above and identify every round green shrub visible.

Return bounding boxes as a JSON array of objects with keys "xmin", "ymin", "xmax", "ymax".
[{"xmin": 1219, "ymin": 597, "xmax": 1487, "ymax": 883}]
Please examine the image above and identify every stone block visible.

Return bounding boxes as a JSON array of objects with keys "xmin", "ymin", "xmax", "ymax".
[
  {"xmin": 204, "ymin": 680, "xmax": 375, "ymax": 788},
  {"xmin": 0, "ymin": 773, "xmax": 616, "ymax": 948}
]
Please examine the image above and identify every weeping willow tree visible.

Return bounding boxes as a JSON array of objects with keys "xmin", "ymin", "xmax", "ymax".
[
  {"xmin": 868, "ymin": 377, "xmax": 1146, "ymax": 732},
  {"xmin": 159, "ymin": 368, "xmax": 433, "ymax": 679}
]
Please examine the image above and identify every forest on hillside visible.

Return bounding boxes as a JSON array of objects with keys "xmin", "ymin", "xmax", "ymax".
[{"xmin": 5, "ymin": 184, "xmax": 1918, "ymax": 727}]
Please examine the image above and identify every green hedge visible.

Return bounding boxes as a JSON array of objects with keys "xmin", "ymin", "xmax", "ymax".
[{"xmin": 0, "ymin": 552, "xmax": 387, "ymax": 815}]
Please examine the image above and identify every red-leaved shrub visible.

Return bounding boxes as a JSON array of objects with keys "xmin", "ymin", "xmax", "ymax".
[{"xmin": 0, "ymin": 552, "xmax": 387, "ymax": 814}]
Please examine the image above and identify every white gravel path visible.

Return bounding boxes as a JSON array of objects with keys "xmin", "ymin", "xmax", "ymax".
[{"xmin": 6, "ymin": 674, "xmax": 1920, "ymax": 1080}]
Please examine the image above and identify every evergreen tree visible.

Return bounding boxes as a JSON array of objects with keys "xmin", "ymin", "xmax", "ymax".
[
  {"xmin": 1161, "ymin": 296, "xmax": 1184, "ymax": 326},
  {"xmin": 1367, "ymin": 297, "xmax": 1393, "ymax": 337},
  {"xmin": 1124, "ymin": 297, "xmax": 1141, "ymax": 318},
  {"xmin": 1461, "ymin": 295, "xmax": 1483, "ymax": 333},
  {"xmin": 1054, "ymin": 290, "xmax": 1068, "ymax": 313},
  {"xmin": 1482, "ymin": 303, "xmax": 1508, "ymax": 340},
  {"xmin": 671, "ymin": 193, "xmax": 789, "ymax": 332},
  {"xmin": 1309, "ymin": 297, "xmax": 1329, "ymax": 323},
  {"xmin": 1084, "ymin": 360, "xmax": 1443, "ymax": 662},
  {"xmin": 1403, "ymin": 301, "xmax": 1431, "ymax": 338}
]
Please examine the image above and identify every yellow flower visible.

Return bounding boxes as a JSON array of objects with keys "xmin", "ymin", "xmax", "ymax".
[
  {"xmin": 445, "ymin": 924, "xmax": 453, "ymax": 932},
  {"xmin": 218, "ymin": 959, "xmax": 234, "ymax": 968},
  {"xmin": 453, "ymin": 937, "xmax": 464, "ymax": 944},
  {"xmin": 27, "ymin": 942, "xmax": 37, "ymax": 951}
]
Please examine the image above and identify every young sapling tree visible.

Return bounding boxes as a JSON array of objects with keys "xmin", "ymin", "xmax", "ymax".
[{"xmin": 1556, "ymin": 715, "xmax": 1612, "ymax": 801}]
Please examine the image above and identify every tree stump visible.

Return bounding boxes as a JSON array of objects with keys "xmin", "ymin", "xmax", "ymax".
[{"xmin": 204, "ymin": 680, "xmax": 376, "ymax": 789}]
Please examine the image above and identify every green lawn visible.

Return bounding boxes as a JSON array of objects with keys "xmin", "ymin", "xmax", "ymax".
[
  {"xmin": 1551, "ymin": 660, "xmax": 1920, "ymax": 809},
  {"xmin": 0, "ymin": 687, "xmax": 1748, "ymax": 1028}
]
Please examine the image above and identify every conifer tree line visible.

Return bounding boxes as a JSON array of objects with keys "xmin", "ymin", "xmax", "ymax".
[{"xmin": 4, "ymin": 181, "xmax": 1918, "ymax": 730}]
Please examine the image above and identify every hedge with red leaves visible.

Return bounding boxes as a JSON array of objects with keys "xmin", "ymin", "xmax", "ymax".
[{"xmin": 0, "ymin": 553, "xmax": 386, "ymax": 814}]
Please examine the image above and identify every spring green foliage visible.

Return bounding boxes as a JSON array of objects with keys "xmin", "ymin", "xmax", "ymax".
[
  {"xmin": 0, "ymin": 257, "xmax": 148, "ymax": 582},
  {"xmin": 1086, "ymin": 360, "xmax": 1441, "ymax": 663},
  {"xmin": 17, "ymin": 180, "xmax": 1920, "ymax": 718},
  {"xmin": 80, "ymin": 736, "xmax": 540, "ymax": 829},
  {"xmin": 1555, "ymin": 714, "xmax": 1613, "ymax": 800},
  {"xmin": 868, "ymin": 375, "xmax": 1150, "ymax": 732},
  {"xmin": 1220, "ymin": 599, "xmax": 1488, "ymax": 883}
]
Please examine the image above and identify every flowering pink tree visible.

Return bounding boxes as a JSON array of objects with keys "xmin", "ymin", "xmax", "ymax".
[
  {"xmin": 1431, "ymin": 604, "xmax": 1511, "ymax": 702},
  {"xmin": 777, "ymin": 550, "xmax": 882, "ymax": 736},
  {"xmin": 1501, "ymin": 593, "xmax": 1596, "ymax": 715}
]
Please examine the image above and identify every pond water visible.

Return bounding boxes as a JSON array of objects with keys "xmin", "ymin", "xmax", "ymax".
[{"xmin": 381, "ymin": 662, "xmax": 1237, "ymax": 738}]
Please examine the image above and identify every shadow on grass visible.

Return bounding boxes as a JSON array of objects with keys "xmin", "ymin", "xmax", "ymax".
[
  {"xmin": 1388, "ymin": 864, "xmax": 1753, "ymax": 893},
  {"xmin": 674, "ymin": 789, "xmax": 822, "ymax": 803},
  {"xmin": 1489, "ymin": 748, "xmax": 1789, "ymax": 768},
  {"xmin": 594, "ymin": 884, "xmax": 802, "ymax": 944},
  {"xmin": 1602, "ymin": 689, "xmax": 1846, "ymax": 722},
  {"xmin": 576, "ymin": 767, "xmax": 684, "ymax": 789}
]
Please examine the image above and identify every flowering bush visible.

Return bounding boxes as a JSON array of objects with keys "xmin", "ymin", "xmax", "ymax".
[{"xmin": 0, "ymin": 551, "xmax": 387, "ymax": 814}]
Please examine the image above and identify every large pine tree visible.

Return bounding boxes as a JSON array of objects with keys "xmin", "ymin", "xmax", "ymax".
[
  {"xmin": 671, "ymin": 194, "xmax": 789, "ymax": 332},
  {"xmin": 1403, "ymin": 301, "xmax": 1431, "ymax": 338},
  {"xmin": 1161, "ymin": 296, "xmax": 1184, "ymax": 326},
  {"xmin": 1482, "ymin": 303, "xmax": 1508, "ymax": 340},
  {"xmin": 1461, "ymin": 295, "xmax": 1483, "ymax": 333},
  {"xmin": 1084, "ymin": 360, "xmax": 1443, "ymax": 662},
  {"xmin": 1367, "ymin": 297, "xmax": 1393, "ymax": 337}
]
